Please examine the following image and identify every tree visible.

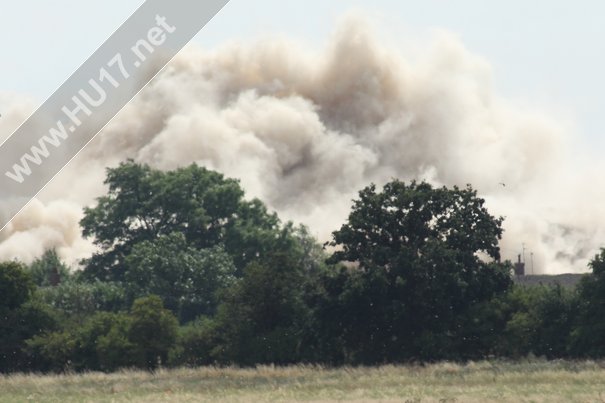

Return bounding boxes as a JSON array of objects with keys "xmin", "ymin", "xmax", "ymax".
[
  {"xmin": 28, "ymin": 311, "xmax": 129, "ymax": 372},
  {"xmin": 328, "ymin": 181, "xmax": 504, "ymax": 266},
  {"xmin": 0, "ymin": 262, "xmax": 57, "ymax": 372},
  {"xmin": 28, "ymin": 296, "xmax": 179, "ymax": 372},
  {"xmin": 95, "ymin": 314, "xmax": 137, "ymax": 372},
  {"xmin": 128, "ymin": 295, "xmax": 179, "ymax": 369},
  {"xmin": 569, "ymin": 249, "xmax": 605, "ymax": 357},
  {"xmin": 80, "ymin": 161, "xmax": 283, "ymax": 280},
  {"xmin": 27, "ymin": 249, "xmax": 71, "ymax": 287},
  {"xmin": 123, "ymin": 232, "xmax": 236, "ymax": 322},
  {"xmin": 37, "ymin": 280, "xmax": 127, "ymax": 324},
  {"xmin": 213, "ymin": 251, "xmax": 315, "ymax": 365},
  {"xmin": 168, "ymin": 317, "xmax": 219, "ymax": 367},
  {"xmin": 323, "ymin": 180, "xmax": 512, "ymax": 363},
  {"xmin": 0, "ymin": 261, "xmax": 34, "ymax": 310}
]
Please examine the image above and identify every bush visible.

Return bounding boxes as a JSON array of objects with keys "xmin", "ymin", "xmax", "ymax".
[
  {"xmin": 29, "ymin": 295, "xmax": 178, "ymax": 372},
  {"xmin": 212, "ymin": 252, "xmax": 314, "ymax": 365},
  {"xmin": 168, "ymin": 317, "xmax": 218, "ymax": 367},
  {"xmin": 569, "ymin": 249, "xmax": 605, "ymax": 357},
  {"xmin": 0, "ymin": 261, "xmax": 34, "ymax": 310},
  {"xmin": 37, "ymin": 280, "xmax": 127, "ymax": 322},
  {"xmin": 129, "ymin": 295, "xmax": 179, "ymax": 369},
  {"xmin": 28, "ymin": 312, "xmax": 126, "ymax": 372},
  {"xmin": 0, "ymin": 262, "xmax": 58, "ymax": 372}
]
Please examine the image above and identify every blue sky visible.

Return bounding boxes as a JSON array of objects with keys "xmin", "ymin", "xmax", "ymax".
[{"xmin": 2, "ymin": 0, "xmax": 605, "ymax": 149}]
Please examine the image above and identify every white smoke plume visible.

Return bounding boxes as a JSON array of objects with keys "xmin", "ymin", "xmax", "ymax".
[{"xmin": 1, "ymin": 13, "xmax": 602, "ymax": 273}]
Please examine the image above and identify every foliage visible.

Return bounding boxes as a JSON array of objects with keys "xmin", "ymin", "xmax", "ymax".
[
  {"xmin": 213, "ymin": 252, "xmax": 315, "ymax": 365},
  {"xmin": 28, "ymin": 296, "xmax": 178, "ymax": 372},
  {"xmin": 498, "ymin": 285, "xmax": 577, "ymax": 358},
  {"xmin": 128, "ymin": 295, "xmax": 179, "ymax": 369},
  {"xmin": 5, "ymin": 164, "xmax": 605, "ymax": 373},
  {"xmin": 123, "ymin": 232, "xmax": 236, "ymax": 322},
  {"xmin": 0, "ymin": 261, "xmax": 34, "ymax": 310},
  {"xmin": 568, "ymin": 249, "xmax": 605, "ymax": 357},
  {"xmin": 322, "ymin": 180, "xmax": 513, "ymax": 363},
  {"xmin": 80, "ymin": 161, "xmax": 284, "ymax": 280},
  {"xmin": 328, "ymin": 180, "xmax": 505, "ymax": 264},
  {"xmin": 95, "ymin": 313, "xmax": 138, "ymax": 371},
  {"xmin": 0, "ymin": 299, "xmax": 58, "ymax": 372},
  {"xmin": 28, "ymin": 311, "xmax": 123, "ymax": 372},
  {"xmin": 27, "ymin": 249, "xmax": 71, "ymax": 287},
  {"xmin": 0, "ymin": 262, "xmax": 58, "ymax": 372},
  {"xmin": 37, "ymin": 280, "xmax": 127, "ymax": 323},
  {"xmin": 168, "ymin": 317, "xmax": 218, "ymax": 367}
]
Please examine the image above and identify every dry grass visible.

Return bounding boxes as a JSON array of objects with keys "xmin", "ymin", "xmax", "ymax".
[{"xmin": 2, "ymin": 360, "xmax": 605, "ymax": 402}]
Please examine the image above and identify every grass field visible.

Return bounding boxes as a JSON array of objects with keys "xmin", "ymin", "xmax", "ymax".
[{"xmin": 2, "ymin": 360, "xmax": 605, "ymax": 402}]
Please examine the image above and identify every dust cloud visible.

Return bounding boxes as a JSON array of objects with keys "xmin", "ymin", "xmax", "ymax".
[{"xmin": 1, "ymin": 13, "xmax": 602, "ymax": 274}]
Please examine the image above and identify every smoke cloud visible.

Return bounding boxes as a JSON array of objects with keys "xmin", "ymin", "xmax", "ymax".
[{"xmin": 1, "ymin": 13, "xmax": 602, "ymax": 273}]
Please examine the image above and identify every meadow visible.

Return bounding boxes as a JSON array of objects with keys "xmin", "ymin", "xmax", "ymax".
[{"xmin": 2, "ymin": 360, "xmax": 605, "ymax": 403}]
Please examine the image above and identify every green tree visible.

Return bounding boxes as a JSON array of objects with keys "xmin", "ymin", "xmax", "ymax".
[
  {"xmin": 80, "ymin": 161, "xmax": 283, "ymax": 280},
  {"xmin": 0, "ymin": 261, "xmax": 34, "ymax": 310},
  {"xmin": 96, "ymin": 314, "xmax": 138, "ymax": 372},
  {"xmin": 37, "ymin": 280, "xmax": 127, "ymax": 323},
  {"xmin": 454, "ymin": 282, "xmax": 577, "ymax": 360},
  {"xmin": 322, "ymin": 180, "xmax": 512, "ymax": 363},
  {"xmin": 213, "ymin": 251, "xmax": 315, "ymax": 365},
  {"xmin": 569, "ymin": 249, "xmax": 605, "ymax": 357},
  {"xmin": 27, "ymin": 249, "xmax": 71, "ymax": 287},
  {"xmin": 168, "ymin": 317, "xmax": 219, "ymax": 367},
  {"xmin": 29, "ymin": 296, "xmax": 179, "ymax": 372},
  {"xmin": 534, "ymin": 284, "xmax": 577, "ymax": 357},
  {"xmin": 28, "ymin": 311, "xmax": 129, "ymax": 372},
  {"xmin": 0, "ymin": 262, "xmax": 57, "ymax": 372},
  {"xmin": 124, "ymin": 232, "xmax": 236, "ymax": 322},
  {"xmin": 128, "ymin": 295, "xmax": 179, "ymax": 369}
]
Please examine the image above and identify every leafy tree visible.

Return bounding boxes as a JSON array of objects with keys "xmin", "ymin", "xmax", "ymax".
[
  {"xmin": 213, "ymin": 252, "xmax": 315, "ymax": 365},
  {"xmin": 535, "ymin": 285, "xmax": 578, "ymax": 357},
  {"xmin": 37, "ymin": 280, "xmax": 127, "ymax": 323},
  {"xmin": 0, "ymin": 262, "xmax": 57, "ymax": 372},
  {"xmin": 168, "ymin": 317, "xmax": 219, "ymax": 367},
  {"xmin": 328, "ymin": 181, "xmax": 505, "ymax": 265},
  {"xmin": 453, "ymin": 295, "xmax": 510, "ymax": 359},
  {"xmin": 448, "ymin": 284, "xmax": 576, "ymax": 360},
  {"xmin": 128, "ymin": 295, "xmax": 179, "ymax": 369},
  {"xmin": 80, "ymin": 161, "xmax": 283, "ymax": 280},
  {"xmin": 123, "ymin": 232, "xmax": 236, "ymax": 322},
  {"xmin": 0, "ymin": 261, "xmax": 34, "ymax": 310},
  {"xmin": 28, "ymin": 311, "xmax": 128, "ymax": 372},
  {"xmin": 26, "ymin": 328, "xmax": 76, "ymax": 372},
  {"xmin": 27, "ymin": 249, "xmax": 71, "ymax": 287},
  {"xmin": 96, "ymin": 314, "xmax": 138, "ymax": 371},
  {"xmin": 569, "ymin": 249, "xmax": 605, "ymax": 357},
  {"xmin": 29, "ymin": 296, "xmax": 178, "ymax": 372},
  {"xmin": 322, "ymin": 180, "xmax": 512, "ymax": 363}
]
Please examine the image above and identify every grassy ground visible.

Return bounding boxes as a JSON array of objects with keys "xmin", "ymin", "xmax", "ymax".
[{"xmin": 2, "ymin": 360, "xmax": 605, "ymax": 402}]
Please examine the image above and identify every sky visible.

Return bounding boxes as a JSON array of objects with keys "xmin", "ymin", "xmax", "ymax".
[{"xmin": 1, "ymin": 0, "xmax": 605, "ymax": 152}]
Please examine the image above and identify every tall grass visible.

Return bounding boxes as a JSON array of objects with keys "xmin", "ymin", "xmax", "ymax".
[{"xmin": 2, "ymin": 360, "xmax": 605, "ymax": 402}]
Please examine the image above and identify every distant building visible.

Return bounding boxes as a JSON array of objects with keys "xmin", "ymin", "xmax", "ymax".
[{"xmin": 509, "ymin": 252, "xmax": 587, "ymax": 288}]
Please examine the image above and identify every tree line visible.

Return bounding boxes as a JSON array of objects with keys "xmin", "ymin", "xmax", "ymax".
[{"xmin": 1, "ymin": 161, "xmax": 604, "ymax": 373}]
